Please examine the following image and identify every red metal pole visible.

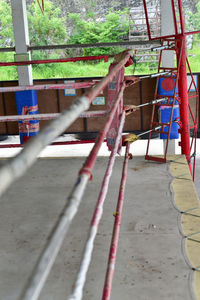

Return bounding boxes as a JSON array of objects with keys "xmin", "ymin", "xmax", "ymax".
[
  {"xmin": 177, "ymin": 0, "xmax": 191, "ymax": 172},
  {"xmin": 102, "ymin": 142, "xmax": 130, "ymax": 300},
  {"xmin": 0, "ymin": 55, "xmax": 109, "ymax": 67},
  {"xmin": 171, "ymin": 0, "xmax": 178, "ymax": 35},
  {"xmin": 143, "ymin": 0, "xmax": 152, "ymax": 40}
]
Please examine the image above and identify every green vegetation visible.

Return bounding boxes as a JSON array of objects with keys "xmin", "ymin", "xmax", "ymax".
[
  {"xmin": 67, "ymin": 9, "xmax": 129, "ymax": 56},
  {"xmin": 0, "ymin": 0, "xmax": 200, "ymax": 81}
]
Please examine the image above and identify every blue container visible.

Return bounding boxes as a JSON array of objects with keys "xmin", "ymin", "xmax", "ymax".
[
  {"xmin": 158, "ymin": 76, "xmax": 179, "ymax": 104},
  {"xmin": 159, "ymin": 105, "xmax": 179, "ymax": 139},
  {"xmin": 15, "ymin": 90, "xmax": 39, "ymax": 144}
]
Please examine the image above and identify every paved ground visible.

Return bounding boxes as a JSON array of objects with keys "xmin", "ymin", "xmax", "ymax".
[{"xmin": 0, "ymin": 156, "xmax": 195, "ymax": 300}]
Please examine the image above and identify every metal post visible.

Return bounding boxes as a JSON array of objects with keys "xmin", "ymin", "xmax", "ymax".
[{"xmin": 11, "ymin": 0, "xmax": 39, "ymax": 143}]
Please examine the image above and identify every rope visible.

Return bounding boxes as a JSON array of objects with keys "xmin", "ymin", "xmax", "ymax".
[
  {"xmin": 0, "ymin": 111, "xmax": 107, "ymax": 122},
  {"xmin": 0, "ymin": 82, "xmax": 95, "ymax": 93},
  {"xmin": 102, "ymin": 142, "xmax": 131, "ymax": 300},
  {"xmin": 68, "ymin": 111, "xmax": 125, "ymax": 300},
  {"xmin": 19, "ymin": 172, "xmax": 89, "ymax": 300},
  {"xmin": 0, "ymin": 55, "xmax": 109, "ymax": 67},
  {"xmin": 0, "ymin": 96, "xmax": 90, "ymax": 199},
  {"xmin": 18, "ymin": 74, "xmax": 127, "ymax": 300},
  {"xmin": 80, "ymin": 83, "xmax": 126, "ymax": 177},
  {"xmin": 0, "ymin": 53, "xmax": 130, "ymax": 200}
]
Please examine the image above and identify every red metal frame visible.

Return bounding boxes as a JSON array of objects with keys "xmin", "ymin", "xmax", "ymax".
[
  {"xmin": 145, "ymin": 41, "xmax": 182, "ymax": 163},
  {"xmin": 143, "ymin": 0, "xmax": 199, "ymax": 179},
  {"xmin": 0, "ymin": 55, "xmax": 109, "ymax": 67},
  {"xmin": 143, "ymin": 0, "xmax": 200, "ymax": 40}
]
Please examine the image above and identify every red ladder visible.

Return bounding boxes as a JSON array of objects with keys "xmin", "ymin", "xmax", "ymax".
[{"xmin": 145, "ymin": 40, "xmax": 182, "ymax": 163}]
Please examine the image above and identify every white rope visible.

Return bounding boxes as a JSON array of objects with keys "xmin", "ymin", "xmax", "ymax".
[
  {"xmin": 19, "ymin": 173, "xmax": 89, "ymax": 300},
  {"xmin": 18, "ymin": 94, "xmax": 124, "ymax": 300},
  {"xmin": 0, "ymin": 96, "xmax": 89, "ymax": 199},
  {"xmin": 69, "ymin": 111, "xmax": 126, "ymax": 300},
  {"xmin": 0, "ymin": 110, "xmax": 107, "ymax": 122}
]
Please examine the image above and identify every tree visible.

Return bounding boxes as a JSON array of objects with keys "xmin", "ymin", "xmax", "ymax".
[
  {"xmin": 27, "ymin": 0, "xmax": 68, "ymax": 60},
  {"xmin": 67, "ymin": 9, "xmax": 129, "ymax": 57},
  {"xmin": 188, "ymin": 1, "xmax": 200, "ymax": 40},
  {"xmin": 0, "ymin": 0, "xmax": 14, "ymax": 48},
  {"xmin": 0, "ymin": 0, "xmax": 68, "ymax": 59}
]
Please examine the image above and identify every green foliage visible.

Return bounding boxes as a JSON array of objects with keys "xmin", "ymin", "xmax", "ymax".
[
  {"xmin": 28, "ymin": 0, "xmax": 67, "ymax": 49},
  {"xmin": 27, "ymin": 0, "xmax": 67, "ymax": 65},
  {"xmin": 67, "ymin": 9, "xmax": 129, "ymax": 56},
  {"xmin": 0, "ymin": 0, "xmax": 14, "ymax": 48},
  {"xmin": 188, "ymin": 42, "xmax": 200, "ymax": 72},
  {"xmin": 188, "ymin": 2, "xmax": 200, "ymax": 40},
  {"xmin": 0, "ymin": 0, "xmax": 16, "ymax": 80}
]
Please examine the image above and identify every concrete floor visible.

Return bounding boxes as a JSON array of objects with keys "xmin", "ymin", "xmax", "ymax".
[{"xmin": 0, "ymin": 156, "xmax": 197, "ymax": 300}]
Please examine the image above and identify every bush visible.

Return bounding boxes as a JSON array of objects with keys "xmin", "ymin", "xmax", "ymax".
[{"xmin": 67, "ymin": 9, "xmax": 129, "ymax": 57}]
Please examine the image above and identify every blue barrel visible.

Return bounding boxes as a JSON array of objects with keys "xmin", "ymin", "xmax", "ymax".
[
  {"xmin": 158, "ymin": 76, "xmax": 179, "ymax": 139},
  {"xmin": 158, "ymin": 76, "xmax": 179, "ymax": 104},
  {"xmin": 159, "ymin": 105, "xmax": 179, "ymax": 139},
  {"xmin": 15, "ymin": 90, "xmax": 39, "ymax": 144}
]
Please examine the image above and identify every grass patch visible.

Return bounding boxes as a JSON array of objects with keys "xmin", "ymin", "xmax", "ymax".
[{"xmin": 188, "ymin": 42, "xmax": 200, "ymax": 72}]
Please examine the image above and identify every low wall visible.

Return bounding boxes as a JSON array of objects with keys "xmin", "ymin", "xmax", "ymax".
[{"xmin": 0, "ymin": 74, "xmax": 199, "ymax": 135}]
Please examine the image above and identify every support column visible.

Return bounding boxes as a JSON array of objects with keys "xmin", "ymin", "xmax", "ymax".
[
  {"xmin": 11, "ymin": 0, "xmax": 33, "ymax": 85},
  {"xmin": 11, "ymin": 0, "xmax": 39, "ymax": 144},
  {"xmin": 161, "ymin": 0, "xmax": 176, "ymax": 155}
]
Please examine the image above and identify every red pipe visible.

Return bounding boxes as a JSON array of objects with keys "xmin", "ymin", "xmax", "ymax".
[
  {"xmin": 171, "ymin": 0, "xmax": 178, "ymax": 35},
  {"xmin": 102, "ymin": 142, "xmax": 130, "ymax": 300},
  {"xmin": 185, "ymin": 30, "xmax": 200, "ymax": 35},
  {"xmin": 80, "ymin": 82, "xmax": 126, "ymax": 178},
  {"xmin": 143, "ymin": 0, "xmax": 152, "ymax": 40},
  {"xmin": 178, "ymin": 0, "xmax": 185, "ymax": 34},
  {"xmin": 0, "ymin": 82, "xmax": 95, "ymax": 93},
  {"xmin": 177, "ymin": 1, "xmax": 191, "ymax": 172},
  {"xmin": 0, "ymin": 55, "xmax": 109, "ymax": 67}
]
